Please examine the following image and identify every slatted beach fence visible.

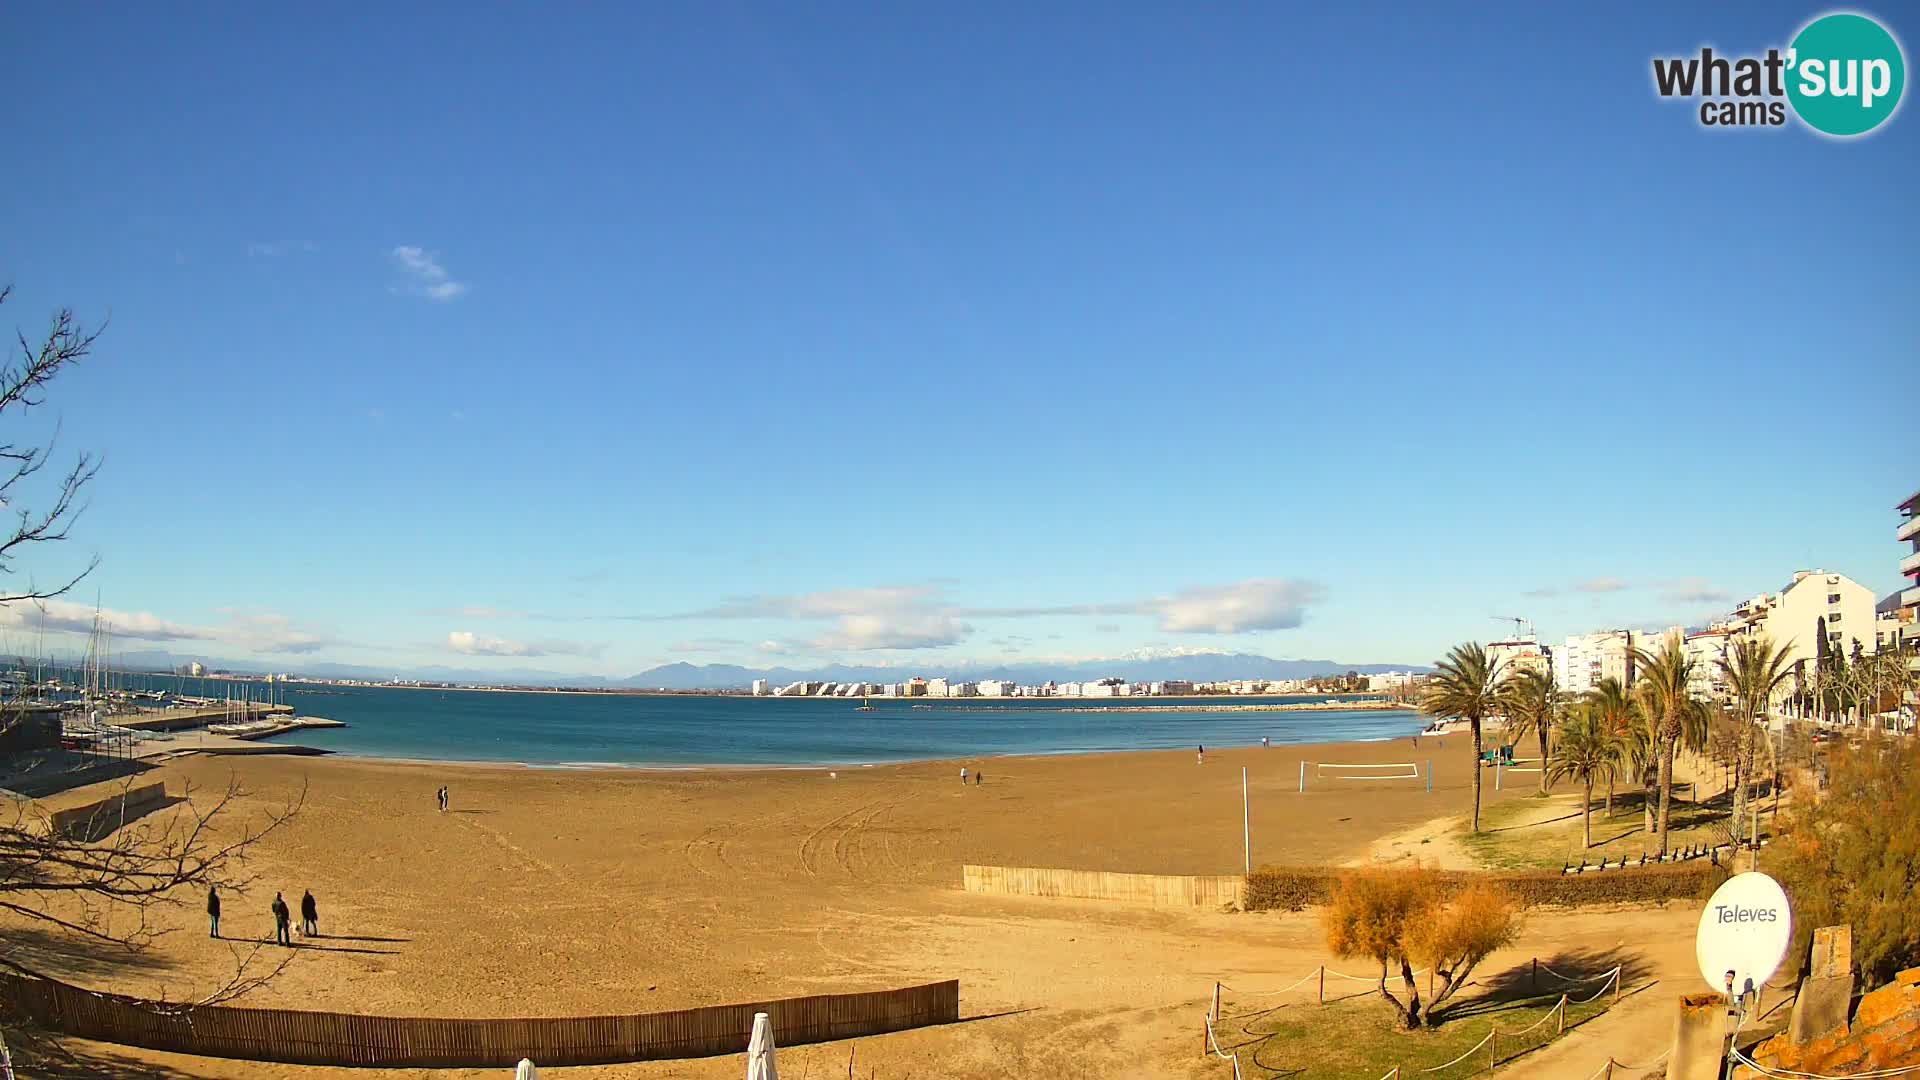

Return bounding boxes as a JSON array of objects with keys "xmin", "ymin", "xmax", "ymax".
[
  {"xmin": 0, "ymin": 972, "xmax": 958, "ymax": 1068},
  {"xmin": 963, "ymin": 863, "xmax": 1246, "ymax": 908}
]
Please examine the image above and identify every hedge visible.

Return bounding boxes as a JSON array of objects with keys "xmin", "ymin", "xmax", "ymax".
[{"xmin": 1243, "ymin": 860, "xmax": 1718, "ymax": 912}]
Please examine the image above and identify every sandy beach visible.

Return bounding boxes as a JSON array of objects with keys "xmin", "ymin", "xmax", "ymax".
[{"xmin": 7, "ymin": 737, "xmax": 1700, "ymax": 1079}]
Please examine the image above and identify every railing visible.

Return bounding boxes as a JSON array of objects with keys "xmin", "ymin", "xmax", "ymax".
[{"xmin": 1201, "ymin": 963, "xmax": 1622, "ymax": 1077}]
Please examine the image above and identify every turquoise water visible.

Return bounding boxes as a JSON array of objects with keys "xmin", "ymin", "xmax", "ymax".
[{"xmin": 242, "ymin": 686, "xmax": 1423, "ymax": 766}]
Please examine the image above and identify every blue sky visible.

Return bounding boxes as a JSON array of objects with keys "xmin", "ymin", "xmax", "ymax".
[{"xmin": 2, "ymin": 2, "xmax": 1913, "ymax": 677}]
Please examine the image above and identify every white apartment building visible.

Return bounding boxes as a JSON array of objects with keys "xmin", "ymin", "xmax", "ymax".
[
  {"xmin": 1487, "ymin": 636, "xmax": 1550, "ymax": 680},
  {"xmin": 750, "ymin": 679, "xmax": 768, "ymax": 696},
  {"xmin": 976, "ymin": 680, "xmax": 1011, "ymax": 697},
  {"xmin": 1365, "ymin": 671, "xmax": 1417, "ymax": 692},
  {"xmin": 925, "ymin": 678, "xmax": 949, "ymax": 698},
  {"xmin": 1685, "ymin": 629, "xmax": 1733, "ymax": 702},
  {"xmin": 1719, "ymin": 570, "xmax": 1877, "ymax": 672},
  {"xmin": 1898, "ymin": 490, "xmax": 1920, "ymax": 657},
  {"xmin": 1551, "ymin": 632, "xmax": 1634, "ymax": 697}
]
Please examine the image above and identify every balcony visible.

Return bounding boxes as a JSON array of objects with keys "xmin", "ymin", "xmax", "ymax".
[
  {"xmin": 1900, "ymin": 515, "xmax": 1920, "ymax": 544},
  {"xmin": 1905, "ymin": 549, "xmax": 1920, "ymax": 578},
  {"xmin": 1905, "ymin": 586, "xmax": 1920, "ymax": 610}
]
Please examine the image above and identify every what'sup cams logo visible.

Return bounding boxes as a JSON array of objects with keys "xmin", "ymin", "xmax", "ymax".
[{"xmin": 1653, "ymin": 11, "xmax": 1906, "ymax": 136}]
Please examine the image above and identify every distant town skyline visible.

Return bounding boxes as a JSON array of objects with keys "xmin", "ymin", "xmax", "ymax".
[{"xmin": 3, "ymin": 4, "xmax": 1911, "ymax": 676}]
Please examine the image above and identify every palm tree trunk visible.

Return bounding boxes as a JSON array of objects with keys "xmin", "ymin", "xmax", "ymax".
[
  {"xmin": 1643, "ymin": 761, "xmax": 1657, "ymax": 833},
  {"xmin": 1731, "ymin": 736, "xmax": 1749, "ymax": 848},
  {"xmin": 1656, "ymin": 735, "xmax": 1676, "ymax": 855},
  {"xmin": 1582, "ymin": 780, "xmax": 1593, "ymax": 848},
  {"xmin": 1538, "ymin": 727, "xmax": 1549, "ymax": 795},
  {"xmin": 1470, "ymin": 718, "xmax": 1483, "ymax": 833}
]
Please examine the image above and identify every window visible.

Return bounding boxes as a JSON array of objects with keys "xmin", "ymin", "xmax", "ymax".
[
  {"xmin": 1829, "ymin": 593, "xmax": 1842, "ymax": 604},
  {"xmin": 1829, "ymin": 612, "xmax": 1842, "ymax": 622}
]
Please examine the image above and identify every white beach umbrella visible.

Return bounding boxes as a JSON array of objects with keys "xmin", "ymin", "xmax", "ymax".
[
  {"xmin": 514, "ymin": 1059, "xmax": 539, "ymax": 1080},
  {"xmin": 746, "ymin": 1011, "xmax": 778, "ymax": 1080}
]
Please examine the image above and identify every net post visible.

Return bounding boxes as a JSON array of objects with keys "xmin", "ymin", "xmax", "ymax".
[
  {"xmin": 1426, "ymin": 759, "xmax": 1432, "ymax": 793},
  {"xmin": 1318, "ymin": 965, "xmax": 1324, "ymax": 1004},
  {"xmin": 1558, "ymin": 994, "xmax": 1567, "ymax": 1034},
  {"xmin": 1299, "ymin": 759, "xmax": 1306, "ymax": 793},
  {"xmin": 1531, "ymin": 957, "xmax": 1537, "ymax": 994}
]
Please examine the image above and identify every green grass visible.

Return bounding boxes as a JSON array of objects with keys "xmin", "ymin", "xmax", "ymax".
[
  {"xmin": 1211, "ymin": 986, "xmax": 1615, "ymax": 1079},
  {"xmin": 1459, "ymin": 787, "xmax": 1744, "ymax": 871}
]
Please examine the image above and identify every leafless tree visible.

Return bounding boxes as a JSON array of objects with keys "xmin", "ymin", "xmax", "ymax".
[
  {"xmin": 1, "ymin": 284, "xmax": 305, "ymax": 1066},
  {"xmin": 1, "ymin": 774, "xmax": 307, "ymax": 1007},
  {"xmin": 0, "ymin": 284, "xmax": 104, "ymax": 606}
]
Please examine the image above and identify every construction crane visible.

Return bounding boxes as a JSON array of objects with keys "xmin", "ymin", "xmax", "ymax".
[{"xmin": 1491, "ymin": 616, "xmax": 1535, "ymax": 641}]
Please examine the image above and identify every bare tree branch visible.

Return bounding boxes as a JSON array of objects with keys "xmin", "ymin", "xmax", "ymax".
[{"xmin": 0, "ymin": 284, "xmax": 104, "ymax": 604}]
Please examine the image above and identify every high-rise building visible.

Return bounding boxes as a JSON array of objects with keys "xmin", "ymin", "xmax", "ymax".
[
  {"xmin": 750, "ymin": 679, "xmax": 768, "ymax": 696},
  {"xmin": 1897, "ymin": 490, "xmax": 1920, "ymax": 657}
]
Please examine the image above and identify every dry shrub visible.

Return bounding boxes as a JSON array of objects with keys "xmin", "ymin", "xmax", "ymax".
[
  {"xmin": 1246, "ymin": 860, "xmax": 1709, "ymax": 912},
  {"xmin": 1320, "ymin": 864, "xmax": 1522, "ymax": 1027}
]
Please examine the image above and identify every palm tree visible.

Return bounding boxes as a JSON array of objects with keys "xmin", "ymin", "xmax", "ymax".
[
  {"xmin": 1421, "ymin": 642, "xmax": 1505, "ymax": 833},
  {"xmin": 1717, "ymin": 636, "xmax": 1795, "ymax": 848},
  {"xmin": 1548, "ymin": 705, "xmax": 1616, "ymax": 849},
  {"xmin": 1631, "ymin": 634, "xmax": 1700, "ymax": 856},
  {"xmin": 1585, "ymin": 677, "xmax": 1636, "ymax": 818},
  {"xmin": 1497, "ymin": 666, "xmax": 1561, "ymax": 795}
]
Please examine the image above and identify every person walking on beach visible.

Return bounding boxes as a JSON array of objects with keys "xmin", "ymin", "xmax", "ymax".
[
  {"xmin": 959, "ymin": 766, "xmax": 968, "ymax": 785},
  {"xmin": 1262, "ymin": 736, "xmax": 1269, "ymax": 749},
  {"xmin": 1197, "ymin": 744, "xmax": 1205, "ymax": 765},
  {"xmin": 974, "ymin": 769, "xmax": 983, "ymax": 786},
  {"xmin": 271, "ymin": 892, "xmax": 292, "ymax": 946},
  {"xmin": 207, "ymin": 886, "xmax": 221, "ymax": 938},
  {"xmin": 300, "ymin": 890, "xmax": 319, "ymax": 937}
]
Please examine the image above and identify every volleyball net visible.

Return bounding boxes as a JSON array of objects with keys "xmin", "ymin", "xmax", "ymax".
[{"xmin": 1299, "ymin": 760, "xmax": 1431, "ymax": 791}]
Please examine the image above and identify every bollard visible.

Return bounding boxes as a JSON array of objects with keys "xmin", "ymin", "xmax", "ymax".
[
  {"xmin": 1531, "ymin": 957, "xmax": 1538, "ymax": 994},
  {"xmin": 1211, "ymin": 982, "xmax": 1220, "ymax": 1023},
  {"xmin": 1318, "ymin": 965, "xmax": 1325, "ymax": 1005}
]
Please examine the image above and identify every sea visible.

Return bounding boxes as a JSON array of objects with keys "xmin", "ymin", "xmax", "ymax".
[{"xmin": 216, "ymin": 684, "xmax": 1422, "ymax": 767}]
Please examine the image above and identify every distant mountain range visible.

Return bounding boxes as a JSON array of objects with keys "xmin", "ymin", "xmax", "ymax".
[{"xmin": 102, "ymin": 648, "xmax": 1424, "ymax": 690}]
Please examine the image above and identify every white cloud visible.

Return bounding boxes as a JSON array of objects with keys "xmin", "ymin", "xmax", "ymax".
[
  {"xmin": 1150, "ymin": 579, "xmax": 1326, "ymax": 634},
  {"xmin": 390, "ymin": 245, "xmax": 468, "ymax": 301},
  {"xmin": 448, "ymin": 631, "xmax": 538, "ymax": 657},
  {"xmin": 1573, "ymin": 577, "xmax": 1631, "ymax": 594},
  {"xmin": 221, "ymin": 612, "xmax": 332, "ymax": 654},
  {"xmin": 0, "ymin": 599, "xmax": 209, "ymax": 642},
  {"xmin": 1660, "ymin": 578, "xmax": 1732, "ymax": 606},
  {"xmin": 810, "ymin": 611, "xmax": 970, "ymax": 651},
  {"xmin": 446, "ymin": 630, "xmax": 600, "ymax": 658}
]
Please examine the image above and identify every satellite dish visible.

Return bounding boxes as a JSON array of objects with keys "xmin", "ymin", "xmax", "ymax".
[{"xmin": 1696, "ymin": 871, "xmax": 1792, "ymax": 1000}]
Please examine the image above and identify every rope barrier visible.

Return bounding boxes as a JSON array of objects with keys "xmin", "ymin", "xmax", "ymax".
[
  {"xmin": 1419, "ymin": 1029, "xmax": 1495, "ymax": 1073},
  {"xmin": 1538, "ymin": 963, "xmax": 1620, "ymax": 984},
  {"xmin": 1568, "ymin": 969, "xmax": 1623, "ymax": 1005},
  {"xmin": 1202, "ymin": 1011, "xmax": 1244, "ymax": 1080},
  {"xmin": 1216, "ymin": 969, "xmax": 1323, "ymax": 1000}
]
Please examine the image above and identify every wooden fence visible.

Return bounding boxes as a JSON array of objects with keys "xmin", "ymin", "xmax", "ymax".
[
  {"xmin": 47, "ymin": 782, "xmax": 170, "ymax": 840},
  {"xmin": 0, "ymin": 972, "xmax": 958, "ymax": 1068},
  {"xmin": 963, "ymin": 863, "xmax": 1245, "ymax": 908}
]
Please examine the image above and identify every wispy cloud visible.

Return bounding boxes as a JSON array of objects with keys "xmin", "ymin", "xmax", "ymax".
[
  {"xmin": 1151, "ymin": 579, "xmax": 1325, "ymax": 633},
  {"xmin": 0, "ymin": 599, "xmax": 209, "ymax": 642},
  {"xmin": 446, "ymin": 630, "xmax": 600, "ymax": 658},
  {"xmin": 247, "ymin": 242, "xmax": 285, "ymax": 258},
  {"xmin": 1659, "ymin": 577, "xmax": 1732, "ymax": 606},
  {"xmin": 668, "ymin": 637, "xmax": 748, "ymax": 654},
  {"xmin": 1573, "ymin": 577, "xmax": 1632, "ymax": 594},
  {"xmin": 390, "ymin": 245, "xmax": 468, "ymax": 301},
  {"xmin": 221, "ymin": 611, "xmax": 334, "ymax": 654}
]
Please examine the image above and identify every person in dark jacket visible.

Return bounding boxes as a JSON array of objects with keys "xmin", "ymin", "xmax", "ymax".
[
  {"xmin": 300, "ymin": 890, "xmax": 319, "ymax": 936},
  {"xmin": 271, "ymin": 892, "xmax": 292, "ymax": 946},
  {"xmin": 207, "ymin": 886, "xmax": 221, "ymax": 938}
]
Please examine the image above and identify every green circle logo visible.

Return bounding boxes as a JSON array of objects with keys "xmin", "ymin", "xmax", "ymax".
[{"xmin": 1787, "ymin": 13, "xmax": 1906, "ymax": 136}]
